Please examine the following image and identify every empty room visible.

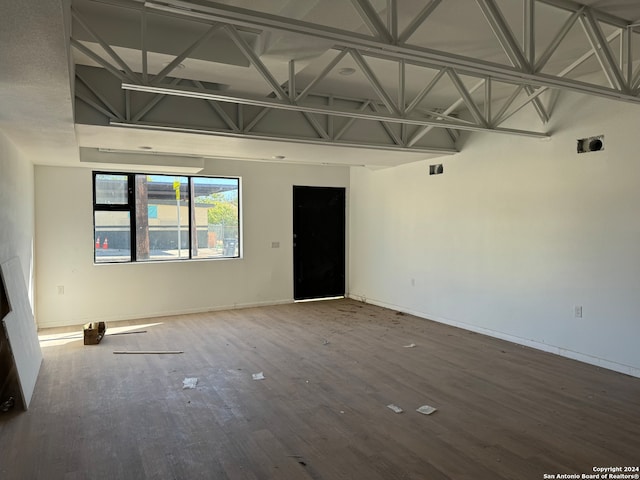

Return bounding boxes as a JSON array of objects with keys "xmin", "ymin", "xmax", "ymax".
[{"xmin": 1, "ymin": 1, "xmax": 640, "ymax": 479}]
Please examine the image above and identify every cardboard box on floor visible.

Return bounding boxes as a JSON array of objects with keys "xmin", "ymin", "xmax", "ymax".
[{"xmin": 83, "ymin": 322, "xmax": 106, "ymax": 345}]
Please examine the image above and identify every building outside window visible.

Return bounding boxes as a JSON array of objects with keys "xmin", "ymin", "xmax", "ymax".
[{"xmin": 93, "ymin": 172, "xmax": 240, "ymax": 263}]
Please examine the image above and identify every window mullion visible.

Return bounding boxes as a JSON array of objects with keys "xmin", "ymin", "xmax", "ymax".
[
  {"xmin": 188, "ymin": 177, "xmax": 193, "ymax": 260},
  {"xmin": 129, "ymin": 173, "xmax": 137, "ymax": 262}
]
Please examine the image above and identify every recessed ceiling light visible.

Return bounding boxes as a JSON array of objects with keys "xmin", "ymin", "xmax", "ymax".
[
  {"xmin": 338, "ymin": 67, "xmax": 356, "ymax": 76},
  {"xmin": 139, "ymin": 146, "xmax": 153, "ymax": 150}
]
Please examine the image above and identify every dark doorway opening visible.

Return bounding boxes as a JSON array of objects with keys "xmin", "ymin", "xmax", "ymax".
[{"xmin": 293, "ymin": 186, "xmax": 346, "ymax": 301}]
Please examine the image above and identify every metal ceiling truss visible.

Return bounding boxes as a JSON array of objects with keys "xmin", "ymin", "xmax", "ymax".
[
  {"xmin": 79, "ymin": 67, "xmax": 461, "ymax": 154},
  {"xmin": 72, "ymin": 0, "xmax": 640, "ymax": 153},
  {"xmin": 143, "ymin": 0, "xmax": 640, "ymax": 100}
]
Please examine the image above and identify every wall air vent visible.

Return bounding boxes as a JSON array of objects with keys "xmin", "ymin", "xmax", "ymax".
[
  {"xmin": 577, "ymin": 135, "xmax": 604, "ymax": 154},
  {"xmin": 429, "ymin": 164, "xmax": 444, "ymax": 175}
]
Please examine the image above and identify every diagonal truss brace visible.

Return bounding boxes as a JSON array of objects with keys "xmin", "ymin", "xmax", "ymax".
[
  {"xmin": 120, "ymin": 81, "xmax": 548, "ymax": 138},
  {"xmin": 476, "ymin": 0, "xmax": 549, "ymax": 123},
  {"xmin": 73, "ymin": 0, "xmax": 554, "ymax": 149},
  {"xmin": 144, "ymin": 0, "xmax": 640, "ymax": 105},
  {"xmin": 579, "ymin": 10, "xmax": 628, "ymax": 92},
  {"xmin": 75, "ymin": 65, "xmax": 456, "ymax": 153}
]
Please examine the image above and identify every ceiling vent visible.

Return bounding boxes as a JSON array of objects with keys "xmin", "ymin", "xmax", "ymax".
[
  {"xmin": 429, "ymin": 164, "xmax": 444, "ymax": 175},
  {"xmin": 577, "ymin": 135, "xmax": 604, "ymax": 154}
]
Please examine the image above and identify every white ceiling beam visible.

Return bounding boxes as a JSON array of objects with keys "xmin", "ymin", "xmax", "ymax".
[
  {"xmin": 327, "ymin": 95, "xmax": 334, "ymax": 139},
  {"xmin": 132, "ymin": 77, "xmax": 181, "ymax": 122},
  {"xmin": 524, "ymin": 85, "xmax": 549, "ymax": 123},
  {"xmin": 288, "ymin": 60, "xmax": 296, "ymax": 103},
  {"xmin": 223, "ymin": 24, "xmax": 289, "ymax": 101},
  {"xmin": 446, "ymin": 70, "xmax": 487, "ymax": 127},
  {"xmin": 72, "ymin": 7, "xmax": 140, "ymax": 83},
  {"xmin": 397, "ymin": 0, "xmax": 441, "ymax": 44},
  {"xmin": 492, "ymin": 85, "xmax": 525, "ymax": 125},
  {"xmin": 154, "ymin": 24, "xmax": 221, "ymax": 84},
  {"xmin": 476, "ymin": 0, "xmax": 549, "ymax": 123},
  {"xmin": 621, "ymin": 27, "xmax": 633, "ymax": 88},
  {"xmin": 76, "ymin": 70, "xmax": 124, "ymax": 120},
  {"xmin": 144, "ymin": 0, "xmax": 640, "ymax": 105},
  {"xmin": 349, "ymin": 49, "xmax": 400, "ymax": 115},
  {"xmin": 493, "ymin": 27, "xmax": 624, "ymax": 127},
  {"xmin": 244, "ymin": 107, "xmax": 269, "ymax": 133},
  {"xmin": 349, "ymin": 0, "xmax": 393, "ymax": 42},
  {"xmin": 125, "ymin": 90, "xmax": 131, "ymax": 120},
  {"xmin": 524, "ymin": 0, "xmax": 535, "ymax": 68},
  {"xmin": 302, "ymin": 112, "xmax": 330, "ymax": 140},
  {"xmin": 77, "ymin": 92, "xmax": 121, "ymax": 120},
  {"xmin": 71, "ymin": 38, "xmax": 130, "ymax": 83},
  {"xmin": 141, "ymin": 7, "xmax": 148, "ymax": 83},
  {"xmin": 445, "ymin": 128, "xmax": 459, "ymax": 143},
  {"xmin": 109, "ymin": 120, "xmax": 456, "ymax": 156},
  {"xmin": 405, "ymin": 69, "xmax": 446, "ymax": 116},
  {"xmin": 387, "ymin": 0, "xmax": 398, "ymax": 43},
  {"xmin": 296, "ymin": 50, "xmax": 348, "ymax": 103},
  {"xmin": 536, "ymin": 0, "xmax": 631, "ymax": 28},
  {"xmin": 484, "ymin": 77, "xmax": 492, "ymax": 125},
  {"xmin": 369, "ymin": 102, "xmax": 403, "ymax": 146},
  {"xmin": 398, "ymin": 59, "xmax": 405, "ymax": 114},
  {"xmin": 534, "ymin": 7, "xmax": 583, "ymax": 72},
  {"xmin": 334, "ymin": 100, "xmax": 370, "ymax": 140},
  {"xmin": 192, "ymin": 80, "xmax": 240, "ymax": 132},
  {"xmin": 495, "ymin": 86, "xmax": 549, "ymax": 125},
  {"xmin": 558, "ymin": 29, "xmax": 621, "ymax": 78},
  {"xmin": 121, "ymin": 82, "xmax": 548, "ymax": 138},
  {"xmin": 407, "ymin": 79, "xmax": 486, "ymax": 147},
  {"xmin": 580, "ymin": 10, "xmax": 627, "ymax": 91},
  {"xmin": 476, "ymin": 0, "xmax": 529, "ymax": 70}
]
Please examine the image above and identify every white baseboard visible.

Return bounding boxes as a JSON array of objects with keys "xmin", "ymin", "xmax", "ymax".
[
  {"xmin": 348, "ymin": 294, "xmax": 640, "ymax": 379},
  {"xmin": 37, "ymin": 298, "xmax": 294, "ymax": 330}
]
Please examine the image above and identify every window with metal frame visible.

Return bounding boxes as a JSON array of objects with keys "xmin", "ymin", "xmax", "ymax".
[{"xmin": 93, "ymin": 172, "xmax": 240, "ymax": 263}]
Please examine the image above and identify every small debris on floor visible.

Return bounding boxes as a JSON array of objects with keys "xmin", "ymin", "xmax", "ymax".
[
  {"xmin": 322, "ymin": 339, "xmax": 330, "ymax": 345},
  {"xmin": 416, "ymin": 405, "xmax": 437, "ymax": 415},
  {"xmin": 182, "ymin": 377, "xmax": 198, "ymax": 389},
  {"xmin": 395, "ymin": 311, "xmax": 406, "ymax": 316},
  {"xmin": 387, "ymin": 404, "xmax": 404, "ymax": 414},
  {"xmin": 403, "ymin": 343, "xmax": 416, "ymax": 348},
  {"xmin": 252, "ymin": 372, "xmax": 265, "ymax": 380}
]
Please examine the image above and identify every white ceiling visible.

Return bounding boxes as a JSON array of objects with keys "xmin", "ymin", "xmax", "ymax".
[
  {"xmin": 0, "ymin": 0, "xmax": 78, "ymax": 165},
  {"xmin": 3, "ymin": 0, "xmax": 640, "ymax": 169}
]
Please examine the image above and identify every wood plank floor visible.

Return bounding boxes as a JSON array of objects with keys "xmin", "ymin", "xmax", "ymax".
[{"xmin": 1, "ymin": 299, "xmax": 639, "ymax": 479}]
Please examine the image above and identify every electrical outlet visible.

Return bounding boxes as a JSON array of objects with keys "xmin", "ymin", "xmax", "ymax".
[
  {"xmin": 574, "ymin": 305, "xmax": 582, "ymax": 318},
  {"xmin": 271, "ymin": 241, "xmax": 280, "ymax": 248},
  {"xmin": 57, "ymin": 285, "xmax": 64, "ymax": 295},
  {"xmin": 411, "ymin": 278, "xmax": 415, "ymax": 287}
]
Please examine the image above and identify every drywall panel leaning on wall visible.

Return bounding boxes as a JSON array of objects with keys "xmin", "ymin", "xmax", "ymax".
[{"xmin": 1, "ymin": 257, "xmax": 43, "ymax": 409}]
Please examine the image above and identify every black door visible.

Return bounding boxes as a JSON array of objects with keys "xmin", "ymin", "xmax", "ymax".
[{"xmin": 293, "ymin": 186, "xmax": 346, "ymax": 300}]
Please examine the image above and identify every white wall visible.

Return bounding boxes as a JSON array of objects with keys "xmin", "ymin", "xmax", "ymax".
[
  {"xmin": 350, "ymin": 93, "xmax": 640, "ymax": 377},
  {"xmin": 0, "ymin": 130, "xmax": 35, "ymax": 305},
  {"xmin": 35, "ymin": 160, "xmax": 349, "ymax": 328}
]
